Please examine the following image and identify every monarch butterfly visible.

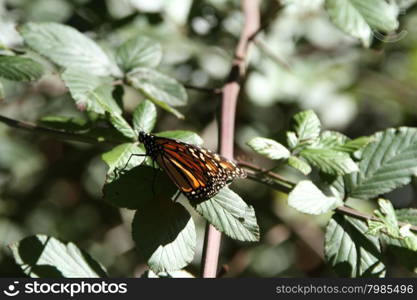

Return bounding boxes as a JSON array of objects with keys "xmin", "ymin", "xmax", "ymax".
[{"xmin": 138, "ymin": 131, "xmax": 246, "ymax": 201}]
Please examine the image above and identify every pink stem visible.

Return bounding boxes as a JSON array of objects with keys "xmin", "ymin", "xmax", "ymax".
[{"xmin": 201, "ymin": 0, "xmax": 261, "ymax": 278}]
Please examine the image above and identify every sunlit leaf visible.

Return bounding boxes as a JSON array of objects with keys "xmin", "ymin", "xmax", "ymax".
[
  {"xmin": 20, "ymin": 22, "xmax": 120, "ymax": 76},
  {"xmin": 10, "ymin": 234, "xmax": 107, "ymax": 278},
  {"xmin": 287, "ymin": 156, "xmax": 312, "ymax": 175},
  {"xmin": 292, "ymin": 109, "xmax": 321, "ymax": 142},
  {"xmin": 193, "ymin": 187, "xmax": 259, "ymax": 242},
  {"xmin": 325, "ymin": 0, "xmax": 399, "ymax": 47},
  {"xmin": 116, "ymin": 36, "xmax": 162, "ymax": 72},
  {"xmin": 300, "ymin": 148, "xmax": 358, "ymax": 175},
  {"xmin": 288, "ymin": 180, "xmax": 342, "ymax": 215},
  {"xmin": 127, "ymin": 68, "xmax": 187, "ymax": 119},
  {"xmin": 346, "ymin": 127, "xmax": 417, "ymax": 199},
  {"xmin": 247, "ymin": 137, "xmax": 290, "ymax": 160},
  {"xmin": 133, "ymin": 100, "xmax": 157, "ymax": 133}
]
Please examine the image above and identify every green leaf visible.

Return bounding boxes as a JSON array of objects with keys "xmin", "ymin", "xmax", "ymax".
[
  {"xmin": 39, "ymin": 116, "xmax": 89, "ymax": 131},
  {"xmin": 61, "ymin": 68, "xmax": 114, "ymax": 113},
  {"xmin": 102, "ymin": 143, "xmax": 145, "ymax": 175},
  {"xmin": 300, "ymin": 148, "xmax": 358, "ymax": 175},
  {"xmin": 337, "ymin": 137, "xmax": 372, "ymax": 153},
  {"xmin": 102, "ymin": 166, "xmax": 177, "ymax": 209},
  {"xmin": 288, "ymin": 180, "xmax": 342, "ymax": 215},
  {"xmin": 367, "ymin": 199, "xmax": 417, "ymax": 251},
  {"xmin": 133, "ymin": 100, "xmax": 157, "ymax": 133},
  {"xmin": 287, "ymin": 156, "xmax": 312, "ymax": 175},
  {"xmin": 324, "ymin": 214, "xmax": 385, "ymax": 277},
  {"xmin": 116, "ymin": 36, "xmax": 162, "ymax": 72},
  {"xmin": 132, "ymin": 200, "xmax": 196, "ymax": 273},
  {"xmin": 108, "ymin": 113, "xmax": 137, "ymax": 140},
  {"xmin": 247, "ymin": 137, "xmax": 290, "ymax": 160},
  {"xmin": 325, "ymin": 0, "xmax": 399, "ymax": 47},
  {"xmin": 62, "ymin": 70, "xmax": 135, "ymax": 139},
  {"xmin": 10, "ymin": 234, "xmax": 107, "ymax": 278},
  {"xmin": 127, "ymin": 68, "xmax": 187, "ymax": 119},
  {"xmin": 156, "ymin": 130, "xmax": 203, "ymax": 146},
  {"xmin": 292, "ymin": 110, "xmax": 321, "ymax": 142},
  {"xmin": 193, "ymin": 187, "xmax": 259, "ymax": 242},
  {"xmin": 396, "ymin": 208, "xmax": 417, "ymax": 226},
  {"xmin": 316, "ymin": 131, "xmax": 371, "ymax": 153},
  {"xmin": 0, "ymin": 55, "xmax": 44, "ymax": 81},
  {"xmin": 346, "ymin": 127, "xmax": 417, "ymax": 199},
  {"xmin": 20, "ymin": 22, "xmax": 120, "ymax": 76}
]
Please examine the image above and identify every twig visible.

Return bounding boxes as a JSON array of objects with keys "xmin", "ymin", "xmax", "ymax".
[
  {"xmin": 183, "ymin": 84, "xmax": 222, "ymax": 95},
  {"xmin": 336, "ymin": 205, "xmax": 417, "ymax": 232},
  {"xmin": 242, "ymin": 162, "xmax": 417, "ymax": 233},
  {"xmin": 238, "ymin": 160, "xmax": 295, "ymax": 189},
  {"xmin": 200, "ymin": 0, "xmax": 261, "ymax": 278},
  {"xmin": 0, "ymin": 114, "xmax": 116, "ymax": 145}
]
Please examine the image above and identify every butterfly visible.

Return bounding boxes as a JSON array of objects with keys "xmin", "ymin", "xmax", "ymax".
[{"xmin": 138, "ymin": 131, "xmax": 246, "ymax": 201}]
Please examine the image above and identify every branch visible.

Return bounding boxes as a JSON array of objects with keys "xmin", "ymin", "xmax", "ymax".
[
  {"xmin": 0, "ymin": 114, "xmax": 116, "ymax": 146},
  {"xmin": 183, "ymin": 84, "xmax": 222, "ymax": 95},
  {"xmin": 241, "ymin": 162, "xmax": 417, "ymax": 233},
  {"xmin": 200, "ymin": 0, "xmax": 261, "ymax": 278},
  {"xmin": 336, "ymin": 205, "xmax": 417, "ymax": 232}
]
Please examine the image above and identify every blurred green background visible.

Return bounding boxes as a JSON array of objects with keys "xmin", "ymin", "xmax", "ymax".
[{"xmin": 1, "ymin": 0, "xmax": 417, "ymax": 277}]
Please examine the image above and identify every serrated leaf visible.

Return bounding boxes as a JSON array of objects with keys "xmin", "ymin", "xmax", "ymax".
[
  {"xmin": 396, "ymin": 208, "xmax": 417, "ymax": 226},
  {"xmin": 133, "ymin": 100, "xmax": 157, "ymax": 133},
  {"xmin": 367, "ymin": 199, "xmax": 417, "ymax": 252},
  {"xmin": 108, "ymin": 113, "xmax": 137, "ymax": 140},
  {"xmin": 156, "ymin": 130, "xmax": 203, "ymax": 146},
  {"xmin": 292, "ymin": 110, "xmax": 321, "ymax": 141},
  {"xmin": 61, "ymin": 68, "xmax": 113, "ymax": 113},
  {"xmin": 103, "ymin": 166, "xmax": 177, "ymax": 210},
  {"xmin": 346, "ymin": 127, "xmax": 417, "ymax": 199},
  {"xmin": 127, "ymin": 68, "xmax": 187, "ymax": 119},
  {"xmin": 247, "ymin": 137, "xmax": 290, "ymax": 160},
  {"xmin": 102, "ymin": 143, "xmax": 145, "ymax": 175},
  {"xmin": 0, "ymin": 55, "xmax": 44, "ymax": 81},
  {"xmin": 132, "ymin": 200, "xmax": 196, "ymax": 273},
  {"xmin": 193, "ymin": 187, "xmax": 259, "ymax": 242},
  {"xmin": 337, "ymin": 137, "xmax": 372, "ymax": 153},
  {"xmin": 20, "ymin": 22, "xmax": 120, "ymax": 76},
  {"xmin": 325, "ymin": 0, "xmax": 399, "ymax": 47},
  {"xmin": 287, "ymin": 156, "xmax": 312, "ymax": 175},
  {"xmin": 288, "ymin": 180, "xmax": 342, "ymax": 215},
  {"xmin": 300, "ymin": 148, "xmax": 358, "ymax": 175},
  {"xmin": 62, "ymin": 71, "xmax": 135, "ymax": 139},
  {"xmin": 10, "ymin": 234, "xmax": 107, "ymax": 278},
  {"xmin": 116, "ymin": 36, "xmax": 162, "ymax": 72},
  {"xmin": 325, "ymin": 214, "xmax": 385, "ymax": 277}
]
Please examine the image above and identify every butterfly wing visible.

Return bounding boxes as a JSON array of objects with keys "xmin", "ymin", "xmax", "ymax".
[{"xmin": 153, "ymin": 138, "xmax": 246, "ymax": 201}]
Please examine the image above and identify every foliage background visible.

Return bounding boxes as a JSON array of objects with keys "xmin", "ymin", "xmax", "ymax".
[{"xmin": 1, "ymin": 0, "xmax": 417, "ymax": 277}]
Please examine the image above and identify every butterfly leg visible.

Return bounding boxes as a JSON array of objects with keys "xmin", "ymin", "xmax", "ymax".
[
  {"xmin": 114, "ymin": 153, "xmax": 147, "ymax": 178},
  {"xmin": 172, "ymin": 191, "xmax": 182, "ymax": 203}
]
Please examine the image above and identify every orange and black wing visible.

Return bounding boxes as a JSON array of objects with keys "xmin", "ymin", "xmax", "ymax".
[{"xmin": 153, "ymin": 138, "xmax": 246, "ymax": 201}]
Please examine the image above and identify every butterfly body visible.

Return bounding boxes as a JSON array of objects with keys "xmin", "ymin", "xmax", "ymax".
[{"xmin": 138, "ymin": 131, "xmax": 246, "ymax": 201}]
